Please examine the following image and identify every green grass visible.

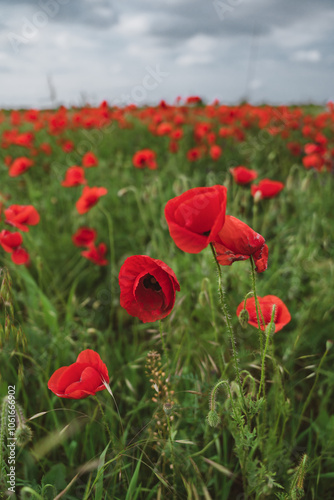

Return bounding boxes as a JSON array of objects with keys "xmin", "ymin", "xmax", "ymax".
[{"xmin": 0, "ymin": 103, "xmax": 334, "ymax": 499}]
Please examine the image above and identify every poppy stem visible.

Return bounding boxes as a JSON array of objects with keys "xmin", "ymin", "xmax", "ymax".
[
  {"xmin": 250, "ymin": 256, "xmax": 265, "ymax": 364},
  {"xmin": 258, "ymin": 305, "xmax": 275, "ymax": 400},
  {"xmin": 159, "ymin": 320, "xmax": 169, "ymax": 369},
  {"xmin": 209, "ymin": 243, "xmax": 247, "ymax": 412}
]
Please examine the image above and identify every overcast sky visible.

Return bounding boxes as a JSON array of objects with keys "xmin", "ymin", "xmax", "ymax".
[{"xmin": 1, "ymin": 0, "xmax": 333, "ymax": 108}]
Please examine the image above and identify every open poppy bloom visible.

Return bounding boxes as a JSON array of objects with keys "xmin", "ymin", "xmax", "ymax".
[
  {"xmin": 0, "ymin": 230, "xmax": 29, "ymax": 265},
  {"xmin": 210, "ymin": 145, "xmax": 222, "ymax": 161},
  {"xmin": 236, "ymin": 295, "xmax": 291, "ymax": 333},
  {"xmin": 132, "ymin": 149, "xmax": 157, "ymax": 169},
  {"xmin": 8, "ymin": 157, "xmax": 34, "ymax": 177},
  {"xmin": 81, "ymin": 243, "xmax": 108, "ymax": 266},
  {"xmin": 213, "ymin": 215, "xmax": 268, "ymax": 272},
  {"xmin": 4, "ymin": 205, "xmax": 40, "ymax": 232},
  {"xmin": 230, "ymin": 166, "xmax": 258, "ymax": 185},
  {"xmin": 251, "ymin": 179, "xmax": 284, "ymax": 199},
  {"xmin": 75, "ymin": 186, "xmax": 108, "ymax": 214},
  {"xmin": 119, "ymin": 255, "xmax": 180, "ymax": 323},
  {"xmin": 164, "ymin": 185, "xmax": 227, "ymax": 253},
  {"xmin": 61, "ymin": 166, "xmax": 86, "ymax": 187},
  {"xmin": 72, "ymin": 227, "xmax": 97, "ymax": 247},
  {"xmin": 48, "ymin": 349, "xmax": 109, "ymax": 399},
  {"xmin": 82, "ymin": 152, "xmax": 98, "ymax": 167}
]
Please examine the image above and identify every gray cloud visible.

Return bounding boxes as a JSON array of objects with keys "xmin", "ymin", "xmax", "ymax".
[{"xmin": 0, "ymin": 0, "xmax": 333, "ymax": 107}]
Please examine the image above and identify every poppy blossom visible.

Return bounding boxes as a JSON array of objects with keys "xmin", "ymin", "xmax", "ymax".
[
  {"xmin": 132, "ymin": 149, "xmax": 157, "ymax": 169},
  {"xmin": 8, "ymin": 157, "xmax": 33, "ymax": 177},
  {"xmin": 48, "ymin": 349, "xmax": 109, "ymax": 399},
  {"xmin": 187, "ymin": 147, "xmax": 202, "ymax": 162},
  {"xmin": 82, "ymin": 152, "xmax": 98, "ymax": 168},
  {"xmin": 230, "ymin": 166, "xmax": 258, "ymax": 185},
  {"xmin": 210, "ymin": 145, "xmax": 222, "ymax": 161},
  {"xmin": 72, "ymin": 227, "xmax": 97, "ymax": 247},
  {"xmin": 213, "ymin": 215, "xmax": 268, "ymax": 272},
  {"xmin": 81, "ymin": 243, "xmax": 108, "ymax": 266},
  {"xmin": 4, "ymin": 205, "xmax": 40, "ymax": 232},
  {"xmin": 61, "ymin": 166, "xmax": 86, "ymax": 187},
  {"xmin": 164, "ymin": 185, "xmax": 227, "ymax": 254},
  {"xmin": 251, "ymin": 179, "xmax": 284, "ymax": 200},
  {"xmin": 236, "ymin": 295, "xmax": 291, "ymax": 333},
  {"xmin": 119, "ymin": 255, "xmax": 180, "ymax": 323},
  {"xmin": 11, "ymin": 247, "xmax": 29, "ymax": 265},
  {"xmin": 0, "ymin": 230, "xmax": 29, "ymax": 265},
  {"xmin": 0, "ymin": 230, "xmax": 23, "ymax": 252},
  {"xmin": 75, "ymin": 186, "xmax": 108, "ymax": 214}
]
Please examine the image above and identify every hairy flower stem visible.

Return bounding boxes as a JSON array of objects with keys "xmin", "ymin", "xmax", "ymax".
[
  {"xmin": 258, "ymin": 306, "xmax": 275, "ymax": 400},
  {"xmin": 210, "ymin": 244, "xmax": 247, "ymax": 413},
  {"xmin": 250, "ymin": 257, "xmax": 264, "ymax": 361}
]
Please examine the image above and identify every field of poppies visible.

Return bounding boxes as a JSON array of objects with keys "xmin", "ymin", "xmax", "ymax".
[{"xmin": 0, "ymin": 98, "xmax": 334, "ymax": 499}]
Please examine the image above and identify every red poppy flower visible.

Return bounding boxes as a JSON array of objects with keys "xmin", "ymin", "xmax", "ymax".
[
  {"xmin": 0, "ymin": 230, "xmax": 23, "ymax": 252},
  {"xmin": 75, "ymin": 186, "xmax": 108, "ymax": 214},
  {"xmin": 119, "ymin": 255, "xmax": 180, "ymax": 323},
  {"xmin": 61, "ymin": 140, "xmax": 74, "ymax": 153},
  {"xmin": 0, "ymin": 230, "xmax": 29, "ymax": 265},
  {"xmin": 4, "ymin": 205, "xmax": 40, "ymax": 232},
  {"xmin": 82, "ymin": 152, "xmax": 98, "ymax": 168},
  {"xmin": 39, "ymin": 142, "xmax": 52, "ymax": 155},
  {"xmin": 132, "ymin": 149, "xmax": 157, "ymax": 169},
  {"xmin": 72, "ymin": 227, "xmax": 97, "ymax": 247},
  {"xmin": 164, "ymin": 185, "xmax": 227, "ymax": 254},
  {"xmin": 302, "ymin": 154, "xmax": 324, "ymax": 171},
  {"xmin": 210, "ymin": 145, "xmax": 222, "ymax": 161},
  {"xmin": 213, "ymin": 215, "xmax": 268, "ymax": 272},
  {"xmin": 187, "ymin": 147, "xmax": 202, "ymax": 162},
  {"xmin": 251, "ymin": 179, "xmax": 284, "ymax": 200},
  {"xmin": 48, "ymin": 349, "xmax": 109, "ymax": 399},
  {"xmin": 61, "ymin": 166, "xmax": 87, "ymax": 187},
  {"xmin": 11, "ymin": 247, "xmax": 29, "ymax": 265},
  {"xmin": 61, "ymin": 165, "xmax": 87, "ymax": 187},
  {"xmin": 236, "ymin": 295, "xmax": 291, "ymax": 333},
  {"xmin": 9, "ymin": 157, "xmax": 34, "ymax": 177},
  {"xmin": 81, "ymin": 243, "xmax": 108, "ymax": 266},
  {"xmin": 230, "ymin": 166, "xmax": 258, "ymax": 185}
]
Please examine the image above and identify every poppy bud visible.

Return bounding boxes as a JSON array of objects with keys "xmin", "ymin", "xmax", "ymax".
[
  {"xmin": 206, "ymin": 410, "xmax": 220, "ymax": 428},
  {"xmin": 326, "ymin": 340, "xmax": 333, "ymax": 351},
  {"xmin": 238, "ymin": 308, "xmax": 249, "ymax": 329}
]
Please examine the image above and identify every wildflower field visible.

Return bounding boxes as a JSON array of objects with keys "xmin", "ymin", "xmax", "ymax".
[{"xmin": 0, "ymin": 99, "xmax": 334, "ymax": 499}]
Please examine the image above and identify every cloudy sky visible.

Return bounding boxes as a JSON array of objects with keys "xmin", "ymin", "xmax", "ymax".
[{"xmin": 1, "ymin": 0, "xmax": 333, "ymax": 108}]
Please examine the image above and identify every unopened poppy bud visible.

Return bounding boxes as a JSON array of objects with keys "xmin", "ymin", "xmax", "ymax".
[
  {"xmin": 15, "ymin": 424, "xmax": 33, "ymax": 447},
  {"xmin": 206, "ymin": 410, "xmax": 220, "ymax": 428},
  {"xmin": 253, "ymin": 190, "xmax": 262, "ymax": 203},
  {"xmin": 326, "ymin": 340, "xmax": 333, "ymax": 351},
  {"xmin": 238, "ymin": 308, "xmax": 249, "ymax": 329},
  {"xmin": 265, "ymin": 322, "xmax": 276, "ymax": 336}
]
